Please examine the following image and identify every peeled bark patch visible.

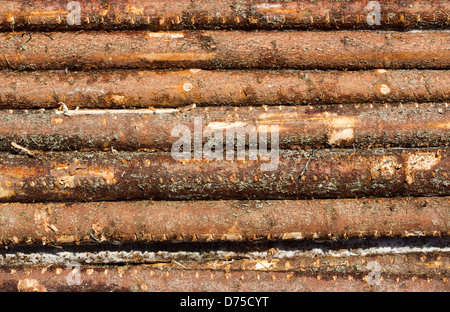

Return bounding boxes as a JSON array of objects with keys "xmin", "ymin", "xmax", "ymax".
[
  {"xmin": 17, "ymin": 279, "xmax": 47, "ymax": 292},
  {"xmin": 405, "ymin": 152, "xmax": 442, "ymax": 184}
]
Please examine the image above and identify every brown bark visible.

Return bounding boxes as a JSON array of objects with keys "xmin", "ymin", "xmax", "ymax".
[
  {"xmin": 0, "ymin": 0, "xmax": 448, "ymax": 31},
  {"xmin": 0, "ymin": 103, "xmax": 448, "ymax": 151},
  {"xmin": 0, "ymin": 70, "xmax": 448, "ymax": 108},
  {"xmin": 0, "ymin": 148, "xmax": 447, "ymax": 202},
  {"xmin": 0, "ymin": 197, "xmax": 448, "ymax": 244},
  {"xmin": 1, "ymin": 256, "xmax": 448, "ymax": 292},
  {"xmin": 1, "ymin": 31, "xmax": 448, "ymax": 70}
]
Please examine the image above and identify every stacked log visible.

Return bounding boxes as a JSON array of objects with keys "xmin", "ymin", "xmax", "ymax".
[{"xmin": 0, "ymin": 0, "xmax": 448, "ymax": 293}]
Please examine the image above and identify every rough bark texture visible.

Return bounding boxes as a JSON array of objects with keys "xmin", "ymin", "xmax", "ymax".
[
  {"xmin": 0, "ymin": 197, "xmax": 448, "ymax": 244},
  {"xmin": 0, "ymin": 0, "xmax": 448, "ymax": 31},
  {"xmin": 0, "ymin": 103, "xmax": 449, "ymax": 151},
  {"xmin": 0, "ymin": 70, "xmax": 448, "ymax": 108},
  {"xmin": 0, "ymin": 31, "xmax": 449, "ymax": 71},
  {"xmin": 0, "ymin": 0, "xmax": 448, "ymax": 293},
  {"xmin": 1, "ymin": 252, "xmax": 448, "ymax": 292},
  {"xmin": 0, "ymin": 148, "xmax": 447, "ymax": 202}
]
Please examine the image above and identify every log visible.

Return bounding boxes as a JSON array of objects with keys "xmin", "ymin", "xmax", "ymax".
[
  {"xmin": 0, "ymin": 148, "xmax": 448, "ymax": 202},
  {"xmin": 0, "ymin": 70, "xmax": 448, "ymax": 108},
  {"xmin": 1, "ymin": 31, "xmax": 448, "ymax": 70},
  {"xmin": 1, "ymin": 255, "xmax": 448, "ymax": 292},
  {"xmin": 0, "ymin": 103, "xmax": 449, "ymax": 151},
  {"xmin": 0, "ymin": 0, "xmax": 448, "ymax": 31},
  {"xmin": 0, "ymin": 197, "xmax": 448, "ymax": 244},
  {"xmin": 2, "ymin": 236, "xmax": 448, "ymax": 267}
]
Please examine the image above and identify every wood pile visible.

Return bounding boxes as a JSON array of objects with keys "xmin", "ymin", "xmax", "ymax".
[{"xmin": 0, "ymin": 1, "xmax": 448, "ymax": 292}]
